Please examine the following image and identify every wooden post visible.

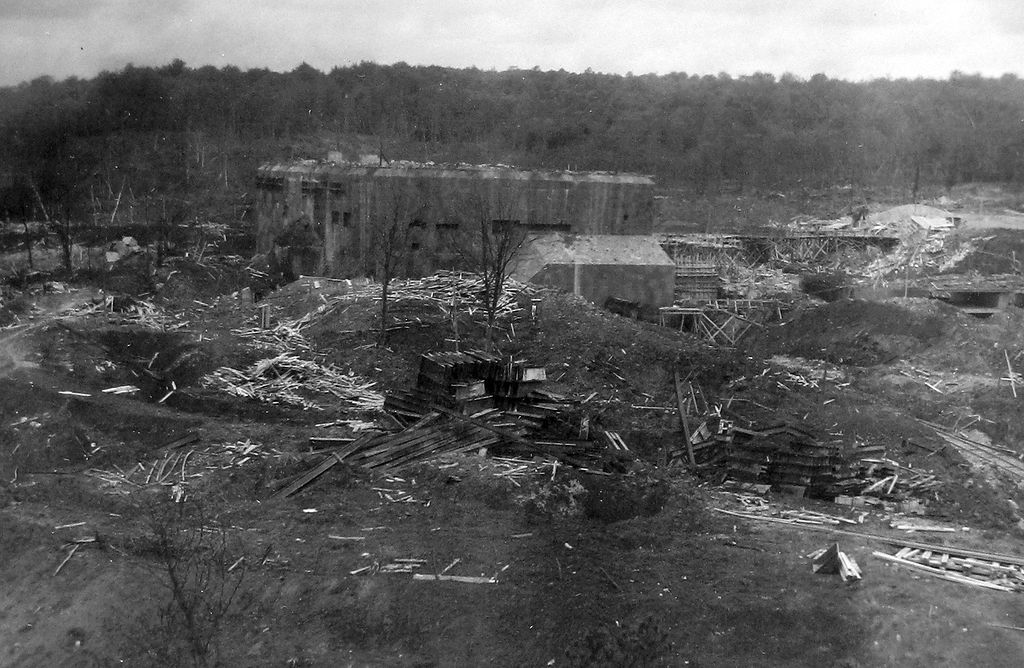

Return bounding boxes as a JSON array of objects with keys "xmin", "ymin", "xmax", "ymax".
[
  {"xmin": 1005, "ymin": 349, "xmax": 1017, "ymax": 398},
  {"xmin": 674, "ymin": 370, "xmax": 696, "ymax": 466},
  {"xmin": 258, "ymin": 304, "xmax": 271, "ymax": 329}
]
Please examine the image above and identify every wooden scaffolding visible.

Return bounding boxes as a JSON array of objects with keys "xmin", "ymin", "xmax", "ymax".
[{"xmin": 659, "ymin": 299, "xmax": 786, "ymax": 346}]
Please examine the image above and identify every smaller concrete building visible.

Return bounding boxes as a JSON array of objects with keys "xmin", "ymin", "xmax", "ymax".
[{"xmin": 512, "ymin": 234, "xmax": 676, "ymax": 308}]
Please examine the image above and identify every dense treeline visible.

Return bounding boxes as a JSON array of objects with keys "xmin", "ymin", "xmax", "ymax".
[{"xmin": 2, "ymin": 60, "xmax": 1024, "ymax": 229}]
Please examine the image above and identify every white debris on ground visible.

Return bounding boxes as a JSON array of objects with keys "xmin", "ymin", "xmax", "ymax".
[{"xmin": 201, "ymin": 353, "xmax": 384, "ymax": 411}]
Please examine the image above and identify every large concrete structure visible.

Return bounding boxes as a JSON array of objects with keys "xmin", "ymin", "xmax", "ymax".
[{"xmin": 254, "ymin": 160, "xmax": 655, "ymax": 277}]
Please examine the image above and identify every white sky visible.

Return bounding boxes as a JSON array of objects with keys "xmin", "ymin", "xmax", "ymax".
[{"xmin": 2, "ymin": 0, "xmax": 1021, "ymax": 86}]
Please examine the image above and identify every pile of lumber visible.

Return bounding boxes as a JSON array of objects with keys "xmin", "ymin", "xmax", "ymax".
[
  {"xmin": 875, "ymin": 542, "xmax": 1024, "ymax": 593},
  {"xmin": 202, "ymin": 353, "xmax": 384, "ymax": 411},
  {"xmin": 232, "ymin": 318, "xmax": 313, "ymax": 353},
  {"xmin": 385, "ymin": 350, "xmax": 566, "ymax": 423},
  {"xmin": 725, "ymin": 423, "xmax": 864, "ymax": 496},
  {"xmin": 278, "ymin": 353, "xmax": 635, "ymax": 497},
  {"xmin": 691, "ymin": 420, "xmax": 910, "ymax": 500},
  {"xmin": 289, "ymin": 271, "xmax": 537, "ymax": 333},
  {"xmin": 676, "ymin": 418, "xmax": 728, "ymax": 466},
  {"xmin": 351, "ymin": 271, "xmax": 536, "ymax": 318},
  {"xmin": 273, "ymin": 412, "xmax": 503, "ymax": 498},
  {"xmin": 810, "ymin": 543, "xmax": 862, "ymax": 583},
  {"xmin": 108, "ymin": 297, "xmax": 190, "ymax": 331},
  {"xmin": 854, "ymin": 458, "xmax": 941, "ymax": 497}
]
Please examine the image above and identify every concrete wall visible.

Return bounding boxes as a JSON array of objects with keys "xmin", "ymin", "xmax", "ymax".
[
  {"xmin": 531, "ymin": 263, "xmax": 675, "ymax": 308},
  {"xmin": 255, "ymin": 164, "xmax": 655, "ymax": 278}
]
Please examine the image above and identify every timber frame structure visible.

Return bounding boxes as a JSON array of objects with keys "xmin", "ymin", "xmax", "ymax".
[
  {"xmin": 659, "ymin": 299, "xmax": 789, "ymax": 347},
  {"xmin": 660, "ymin": 232, "xmax": 899, "ymax": 271}
]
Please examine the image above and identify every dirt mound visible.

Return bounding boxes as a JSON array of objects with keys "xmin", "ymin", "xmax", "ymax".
[
  {"xmin": 300, "ymin": 288, "xmax": 736, "ymax": 443},
  {"xmin": 938, "ymin": 229, "xmax": 1024, "ymax": 275},
  {"xmin": 868, "ymin": 203, "xmax": 952, "ymax": 240},
  {"xmin": 152, "ymin": 255, "xmax": 255, "ymax": 303},
  {"xmin": 914, "ymin": 305, "xmax": 1024, "ymax": 375},
  {"xmin": 746, "ymin": 298, "xmax": 955, "ymax": 366}
]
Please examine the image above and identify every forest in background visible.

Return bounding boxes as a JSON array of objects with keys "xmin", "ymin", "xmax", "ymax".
[{"xmin": 1, "ymin": 60, "xmax": 1024, "ymax": 236}]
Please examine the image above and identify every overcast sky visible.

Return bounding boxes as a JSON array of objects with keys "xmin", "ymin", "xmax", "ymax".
[{"xmin": 2, "ymin": 0, "xmax": 1021, "ymax": 87}]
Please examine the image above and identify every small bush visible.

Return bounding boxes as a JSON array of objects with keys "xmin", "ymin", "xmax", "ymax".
[
  {"xmin": 564, "ymin": 614, "xmax": 672, "ymax": 667},
  {"xmin": 127, "ymin": 499, "xmax": 252, "ymax": 667}
]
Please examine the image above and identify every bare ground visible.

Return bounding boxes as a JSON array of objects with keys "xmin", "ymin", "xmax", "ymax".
[{"xmin": 4, "ymin": 268, "xmax": 1024, "ymax": 667}]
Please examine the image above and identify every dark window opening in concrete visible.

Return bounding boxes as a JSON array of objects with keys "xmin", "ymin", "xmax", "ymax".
[
  {"xmin": 437, "ymin": 220, "xmax": 459, "ymax": 230},
  {"xmin": 941, "ymin": 290, "xmax": 1006, "ymax": 318},
  {"xmin": 331, "ymin": 210, "xmax": 341, "ymax": 224},
  {"xmin": 342, "ymin": 211, "xmax": 352, "ymax": 227},
  {"xmin": 410, "ymin": 218, "xmax": 427, "ymax": 228},
  {"xmin": 313, "ymin": 194, "xmax": 325, "ymax": 223}
]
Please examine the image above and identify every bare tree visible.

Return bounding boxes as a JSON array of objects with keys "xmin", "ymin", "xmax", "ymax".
[
  {"xmin": 450, "ymin": 183, "xmax": 528, "ymax": 341},
  {"xmin": 371, "ymin": 177, "xmax": 420, "ymax": 346},
  {"xmin": 141, "ymin": 500, "xmax": 251, "ymax": 668}
]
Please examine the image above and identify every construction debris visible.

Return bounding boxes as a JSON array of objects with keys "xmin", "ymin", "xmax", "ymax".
[
  {"xmin": 274, "ymin": 350, "xmax": 637, "ymax": 498},
  {"xmin": 101, "ymin": 385, "xmax": 140, "ymax": 395},
  {"xmin": 88, "ymin": 438, "xmax": 282, "ymax": 494},
  {"xmin": 809, "ymin": 543, "xmax": 862, "ymax": 582},
  {"xmin": 202, "ymin": 354, "xmax": 384, "ymax": 411},
  {"xmin": 922, "ymin": 420, "xmax": 1024, "ymax": 482},
  {"xmin": 874, "ymin": 549, "xmax": 1021, "ymax": 592},
  {"xmin": 412, "ymin": 574, "xmax": 498, "ymax": 584},
  {"xmin": 385, "ymin": 350, "xmax": 559, "ymax": 420}
]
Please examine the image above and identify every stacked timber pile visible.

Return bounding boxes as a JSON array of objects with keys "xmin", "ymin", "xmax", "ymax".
[
  {"xmin": 385, "ymin": 350, "xmax": 566, "ymax": 423},
  {"xmin": 687, "ymin": 417, "xmax": 937, "ymax": 505},
  {"xmin": 277, "ymin": 352, "xmax": 634, "ymax": 498},
  {"xmin": 724, "ymin": 423, "xmax": 863, "ymax": 496}
]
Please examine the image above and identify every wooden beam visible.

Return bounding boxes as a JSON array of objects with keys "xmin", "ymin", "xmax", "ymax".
[{"xmin": 674, "ymin": 370, "xmax": 695, "ymax": 466}]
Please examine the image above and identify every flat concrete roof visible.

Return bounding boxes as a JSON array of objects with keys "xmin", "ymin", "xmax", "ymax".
[{"xmin": 257, "ymin": 161, "xmax": 655, "ymax": 186}]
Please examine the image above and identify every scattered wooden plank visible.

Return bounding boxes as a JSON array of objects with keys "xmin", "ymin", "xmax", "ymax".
[
  {"xmin": 988, "ymin": 624, "xmax": 1024, "ymax": 632},
  {"xmin": 309, "ymin": 436, "xmax": 355, "ymax": 448},
  {"xmin": 53, "ymin": 544, "xmax": 80, "ymax": 576},
  {"xmin": 159, "ymin": 431, "xmax": 200, "ymax": 451},
  {"xmin": 873, "ymin": 551, "xmax": 1014, "ymax": 592},
  {"xmin": 271, "ymin": 452, "xmax": 344, "ymax": 499},
  {"xmin": 412, "ymin": 574, "xmax": 497, "ymax": 584},
  {"xmin": 812, "ymin": 542, "xmax": 860, "ymax": 581},
  {"xmin": 1006, "ymin": 349, "xmax": 1018, "ymax": 398},
  {"xmin": 884, "ymin": 537, "xmax": 1024, "ymax": 568},
  {"xmin": 838, "ymin": 551, "xmax": 862, "ymax": 582},
  {"xmin": 712, "ymin": 508, "xmax": 1024, "ymax": 567}
]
